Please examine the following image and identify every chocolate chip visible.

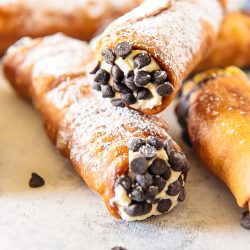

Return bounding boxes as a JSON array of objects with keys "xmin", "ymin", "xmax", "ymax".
[
  {"xmin": 139, "ymin": 144, "xmax": 157, "ymax": 159},
  {"xmin": 149, "ymin": 158, "xmax": 169, "ymax": 175},
  {"xmin": 116, "ymin": 175, "xmax": 131, "ymax": 191},
  {"xmin": 145, "ymin": 186, "xmax": 158, "ymax": 203},
  {"xmin": 94, "ymin": 69, "xmax": 110, "ymax": 85},
  {"xmin": 146, "ymin": 136, "xmax": 164, "ymax": 150},
  {"xmin": 135, "ymin": 71, "xmax": 151, "ymax": 87},
  {"xmin": 130, "ymin": 157, "xmax": 148, "ymax": 175},
  {"xmin": 125, "ymin": 70, "xmax": 137, "ymax": 90},
  {"xmin": 156, "ymin": 82, "xmax": 174, "ymax": 96},
  {"xmin": 181, "ymin": 131, "xmax": 192, "ymax": 147},
  {"xmin": 137, "ymin": 87, "xmax": 152, "ymax": 100},
  {"xmin": 130, "ymin": 186, "xmax": 145, "ymax": 202},
  {"xmin": 169, "ymin": 151, "xmax": 188, "ymax": 172},
  {"xmin": 178, "ymin": 187, "xmax": 186, "ymax": 202},
  {"xmin": 157, "ymin": 199, "xmax": 172, "ymax": 213},
  {"xmin": 153, "ymin": 176, "xmax": 166, "ymax": 192},
  {"xmin": 166, "ymin": 180, "xmax": 181, "ymax": 196},
  {"xmin": 178, "ymin": 175, "xmax": 184, "ymax": 186},
  {"xmin": 111, "ymin": 247, "xmax": 127, "ymax": 250},
  {"xmin": 113, "ymin": 82, "xmax": 131, "ymax": 94},
  {"xmin": 122, "ymin": 93, "xmax": 137, "ymax": 105},
  {"xmin": 90, "ymin": 61, "xmax": 101, "ymax": 74},
  {"xmin": 133, "ymin": 53, "xmax": 151, "ymax": 69},
  {"xmin": 135, "ymin": 173, "xmax": 153, "ymax": 189},
  {"xmin": 164, "ymin": 139, "xmax": 174, "ymax": 156},
  {"xmin": 29, "ymin": 172, "xmax": 45, "ymax": 188},
  {"xmin": 240, "ymin": 211, "xmax": 250, "ymax": 230},
  {"xmin": 101, "ymin": 85, "xmax": 115, "ymax": 98},
  {"xmin": 128, "ymin": 138, "xmax": 146, "ymax": 152},
  {"xmin": 115, "ymin": 42, "xmax": 132, "ymax": 59},
  {"xmin": 124, "ymin": 202, "xmax": 152, "ymax": 217},
  {"xmin": 102, "ymin": 48, "xmax": 116, "ymax": 64},
  {"xmin": 112, "ymin": 64, "xmax": 124, "ymax": 82},
  {"xmin": 111, "ymin": 99, "xmax": 125, "ymax": 108},
  {"xmin": 92, "ymin": 83, "xmax": 101, "ymax": 91},
  {"xmin": 161, "ymin": 167, "xmax": 171, "ymax": 181},
  {"xmin": 151, "ymin": 70, "xmax": 168, "ymax": 84}
]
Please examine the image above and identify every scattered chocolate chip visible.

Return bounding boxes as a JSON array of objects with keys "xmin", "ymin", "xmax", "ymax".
[
  {"xmin": 122, "ymin": 93, "xmax": 137, "ymax": 105},
  {"xmin": 161, "ymin": 167, "xmax": 171, "ymax": 181},
  {"xmin": 116, "ymin": 176, "xmax": 131, "ymax": 191},
  {"xmin": 130, "ymin": 157, "xmax": 148, "ymax": 175},
  {"xmin": 133, "ymin": 53, "xmax": 151, "ymax": 69},
  {"xmin": 131, "ymin": 186, "xmax": 145, "ymax": 202},
  {"xmin": 101, "ymin": 85, "xmax": 115, "ymax": 98},
  {"xmin": 166, "ymin": 180, "xmax": 181, "ymax": 196},
  {"xmin": 112, "ymin": 64, "xmax": 124, "ymax": 82},
  {"xmin": 240, "ymin": 211, "xmax": 250, "ymax": 230},
  {"xmin": 169, "ymin": 151, "xmax": 188, "ymax": 172},
  {"xmin": 145, "ymin": 186, "xmax": 158, "ymax": 203},
  {"xmin": 139, "ymin": 144, "xmax": 157, "ymax": 159},
  {"xmin": 151, "ymin": 70, "xmax": 168, "ymax": 84},
  {"xmin": 146, "ymin": 136, "xmax": 164, "ymax": 150},
  {"xmin": 153, "ymin": 176, "xmax": 166, "ymax": 192},
  {"xmin": 125, "ymin": 202, "xmax": 152, "ymax": 217},
  {"xmin": 156, "ymin": 82, "xmax": 174, "ymax": 96},
  {"xmin": 90, "ymin": 61, "xmax": 101, "ymax": 74},
  {"xmin": 113, "ymin": 82, "xmax": 131, "ymax": 94},
  {"xmin": 111, "ymin": 247, "xmax": 127, "ymax": 250},
  {"xmin": 178, "ymin": 187, "xmax": 186, "ymax": 202},
  {"xmin": 157, "ymin": 199, "xmax": 172, "ymax": 213},
  {"xmin": 164, "ymin": 139, "xmax": 174, "ymax": 156},
  {"xmin": 137, "ymin": 87, "xmax": 152, "ymax": 100},
  {"xmin": 128, "ymin": 138, "xmax": 146, "ymax": 152},
  {"xmin": 125, "ymin": 70, "xmax": 137, "ymax": 90},
  {"xmin": 111, "ymin": 99, "xmax": 125, "ymax": 108},
  {"xmin": 149, "ymin": 158, "xmax": 169, "ymax": 175},
  {"xmin": 135, "ymin": 173, "xmax": 153, "ymax": 189},
  {"xmin": 115, "ymin": 42, "xmax": 132, "ymax": 59},
  {"xmin": 135, "ymin": 71, "xmax": 151, "ymax": 87},
  {"xmin": 29, "ymin": 172, "xmax": 45, "ymax": 188},
  {"xmin": 102, "ymin": 48, "xmax": 116, "ymax": 64},
  {"xmin": 94, "ymin": 69, "xmax": 110, "ymax": 85},
  {"xmin": 92, "ymin": 83, "xmax": 101, "ymax": 91}
]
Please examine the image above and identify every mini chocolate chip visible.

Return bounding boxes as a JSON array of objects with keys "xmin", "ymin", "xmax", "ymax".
[
  {"xmin": 130, "ymin": 186, "xmax": 145, "ymax": 202},
  {"xmin": 135, "ymin": 173, "xmax": 153, "ymax": 189},
  {"xmin": 102, "ymin": 48, "xmax": 116, "ymax": 64},
  {"xmin": 94, "ymin": 69, "xmax": 110, "ymax": 85},
  {"xmin": 137, "ymin": 87, "xmax": 152, "ymax": 100},
  {"xmin": 157, "ymin": 199, "xmax": 172, "ymax": 213},
  {"xmin": 116, "ymin": 176, "xmax": 131, "ymax": 191},
  {"xmin": 178, "ymin": 187, "xmax": 186, "ymax": 202},
  {"xmin": 29, "ymin": 172, "xmax": 45, "ymax": 188},
  {"xmin": 113, "ymin": 82, "xmax": 131, "ymax": 94},
  {"xmin": 153, "ymin": 176, "xmax": 166, "ymax": 192},
  {"xmin": 161, "ymin": 167, "xmax": 171, "ymax": 181},
  {"xmin": 169, "ymin": 151, "xmax": 188, "ymax": 172},
  {"xmin": 115, "ymin": 42, "xmax": 132, "ymax": 59},
  {"xmin": 151, "ymin": 70, "xmax": 168, "ymax": 84},
  {"xmin": 156, "ymin": 82, "xmax": 174, "ymax": 96},
  {"xmin": 112, "ymin": 64, "xmax": 124, "ymax": 82},
  {"xmin": 240, "ymin": 211, "xmax": 250, "ymax": 230},
  {"xmin": 92, "ymin": 83, "xmax": 101, "ymax": 91},
  {"xmin": 146, "ymin": 136, "xmax": 164, "ymax": 150},
  {"xmin": 111, "ymin": 247, "xmax": 127, "ymax": 250},
  {"xmin": 101, "ymin": 85, "xmax": 115, "ymax": 98},
  {"xmin": 125, "ymin": 202, "xmax": 152, "ymax": 217},
  {"xmin": 149, "ymin": 158, "xmax": 169, "ymax": 175},
  {"xmin": 128, "ymin": 138, "xmax": 146, "ymax": 152},
  {"xmin": 135, "ymin": 71, "xmax": 151, "ymax": 87},
  {"xmin": 139, "ymin": 144, "xmax": 157, "ymax": 159},
  {"xmin": 125, "ymin": 70, "xmax": 137, "ymax": 90},
  {"xmin": 90, "ymin": 61, "xmax": 101, "ymax": 74},
  {"xmin": 145, "ymin": 186, "xmax": 158, "ymax": 203},
  {"xmin": 111, "ymin": 99, "xmax": 125, "ymax": 108},
  {"xmin": 133, "ymin": 53, "xmax": 151, "ymax": 69},
  {"xmin": 130, "ymin": 157, "xmax": 148, "ymax": 174},
  {"xmin": 164, "ymin": 139, "xmax": 174, "ymax": 156},
  {"xmin": 122, "ymin": 93, "xmax": 137, "ymax": 105},
  {"xmin": 166, "ymin": 180, "xmax": 181, "ymax": 196}
]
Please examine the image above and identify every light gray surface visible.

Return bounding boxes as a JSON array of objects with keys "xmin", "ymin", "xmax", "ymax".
[{"xmin": 0, "ymin": 67, "xmax": 249, "ymax": 250}]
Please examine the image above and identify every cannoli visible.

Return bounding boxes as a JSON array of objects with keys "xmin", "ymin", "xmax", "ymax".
[
  {"xmin": 176, "ymin": 67, "xmax": 250, "ymax": 229},
  {"xmin": 0, "ymin": 0, "xmax": 143, "ymax": 54},
  {"xmin": 196, "ymin": 11, "xmax": 250, "ymax": 72},
  {"xmin": 90, "ymin": 0, "xmax": 225, "ymax": 115},
  {"xmin": 3, "ymin": 34, "xmax": 189, "ymax": 221}
]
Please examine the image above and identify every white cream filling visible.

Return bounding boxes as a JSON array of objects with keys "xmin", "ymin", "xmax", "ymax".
[{"xmin": 100, "ymin": 50, "xmax": 163, "ymax": 110}]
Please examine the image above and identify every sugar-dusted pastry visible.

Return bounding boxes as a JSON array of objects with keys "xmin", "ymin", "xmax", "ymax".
[
  {"xmin": 90, "ymin": 0, "xmax": 225, "ymax": 115},
  {"xmin": 0, "ymin": 0, "xmax": 143, "ymax": 54},
  {"xmin": 176, "ymin": 67, "xmax": 250, "ymax": 229},
  {"xmin": 3, "ymin": 34, "xmax": 189, "ymax": 221},
  {"xmin": 196, "ymin": 11, "xmax": 250, "ymax": 72}
]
